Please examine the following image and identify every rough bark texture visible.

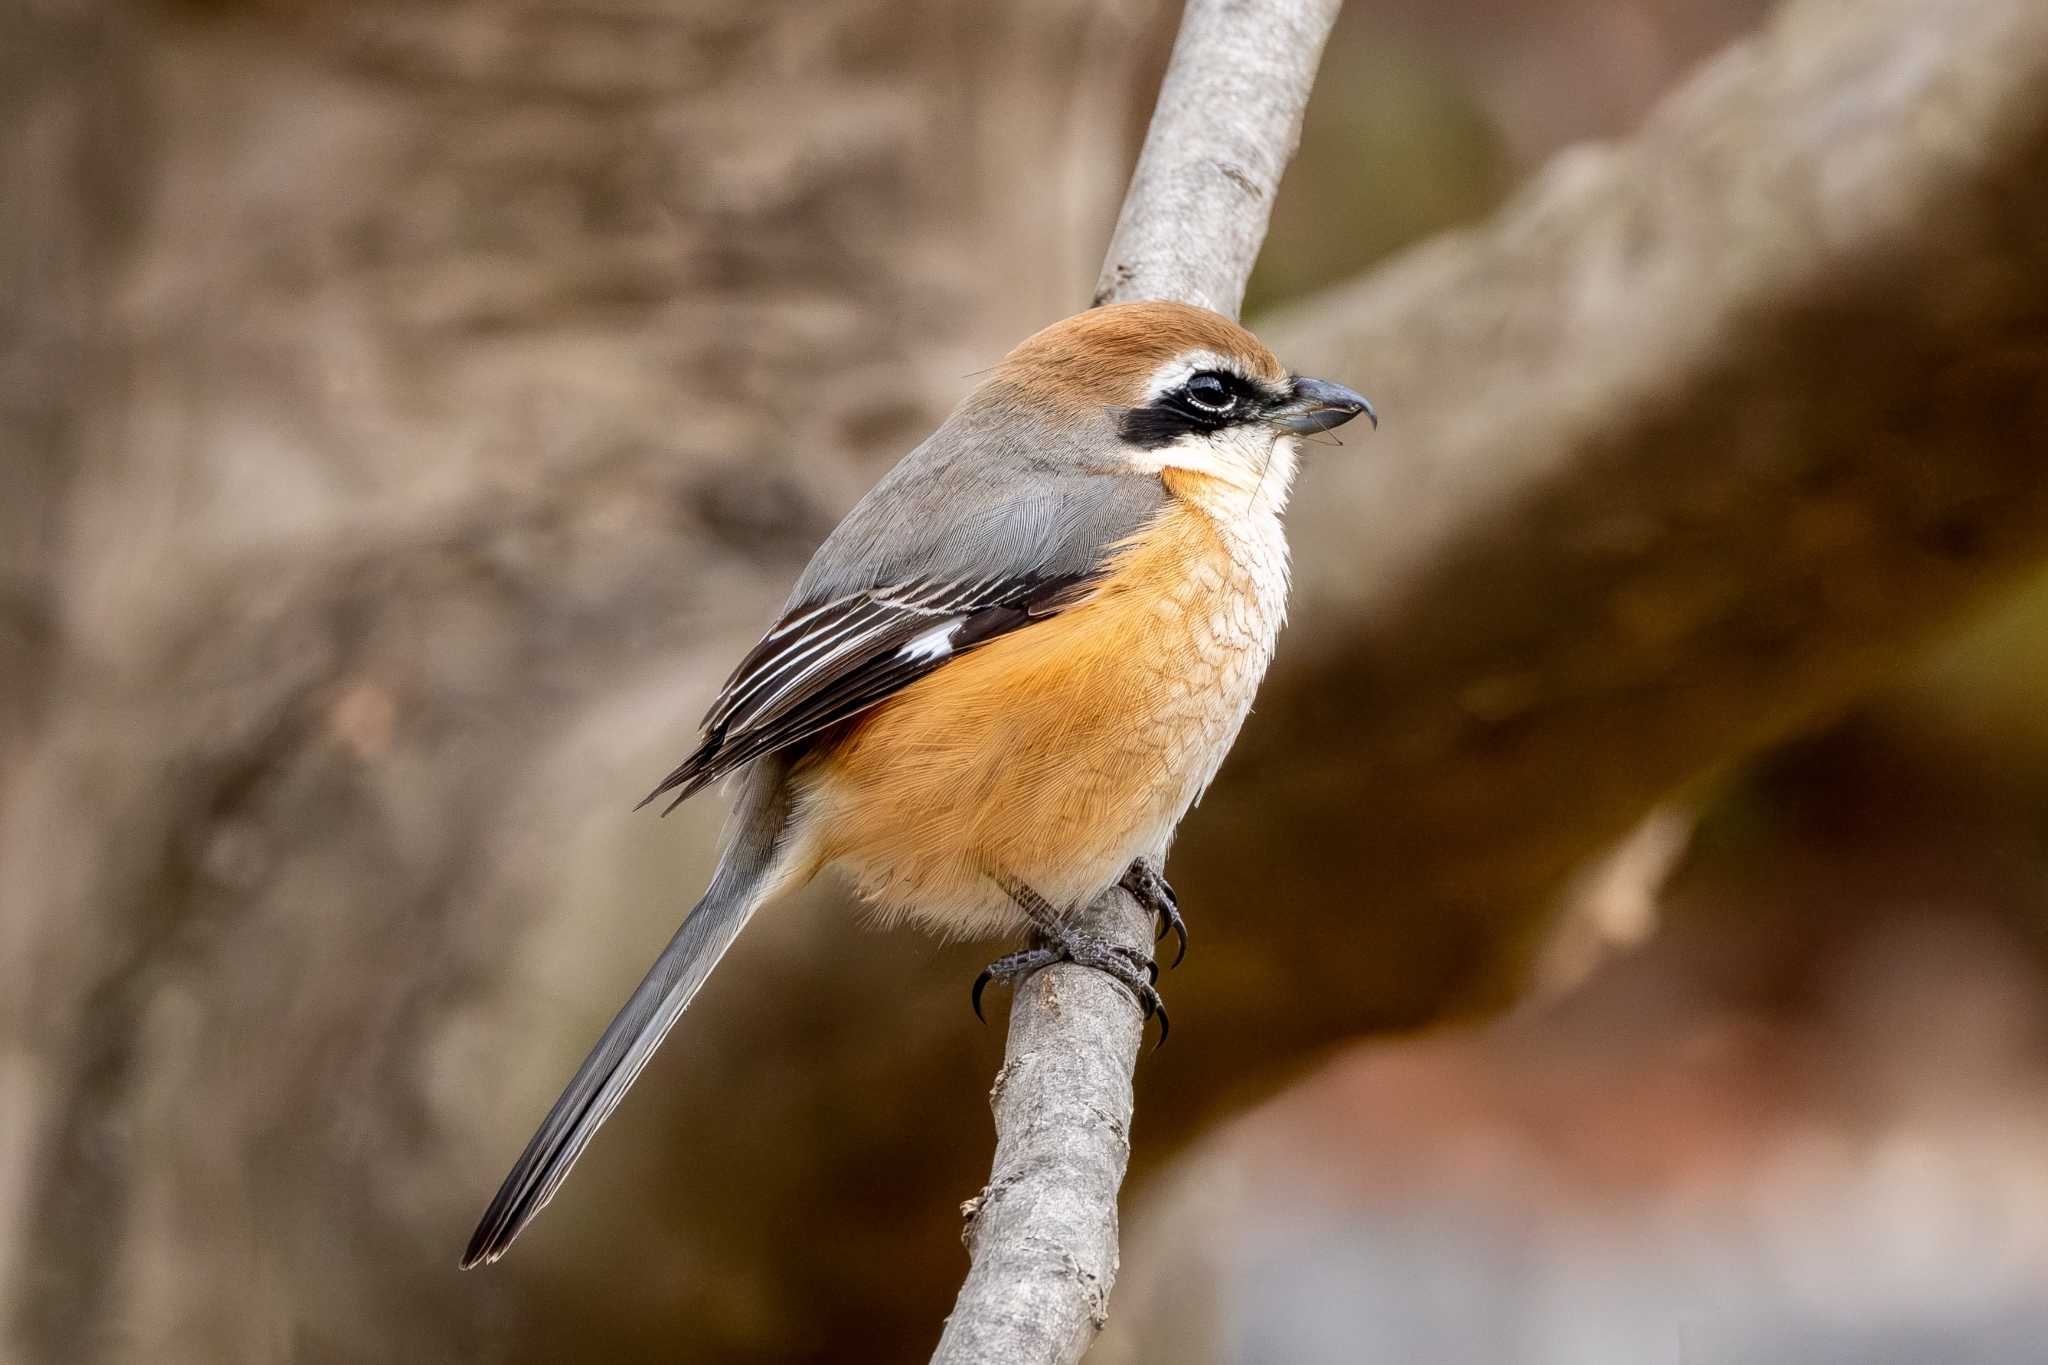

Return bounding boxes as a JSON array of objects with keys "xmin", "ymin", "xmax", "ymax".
[
  {"xmin": 936, "ymin": 3, "xmax": 1342, "ymax": 1358},
  {"xmin": 932, "ymin": 891, "xmax": 1151, "ymax": 1365},
  {"xmin": 1093, "ymin": 0, "xmax": 1343, "ymax": 318}
]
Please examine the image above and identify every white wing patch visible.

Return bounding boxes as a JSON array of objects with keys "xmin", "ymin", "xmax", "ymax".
[
  {"xmin": 898, "ymin": 621, "xmax": 959, "ymax": 663},
  {"xmin": 709, "ymin": 582, "xmax": 987, "ymax": 734},
  {"xmin": 641, "ymin": 569, "xmax": 1108, "ymax": 813}
]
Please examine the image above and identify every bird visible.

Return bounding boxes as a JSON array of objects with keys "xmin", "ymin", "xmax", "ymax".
[{"xmin": 461, "ymin": 300, "xmax": 1373, "ymax": 1268}]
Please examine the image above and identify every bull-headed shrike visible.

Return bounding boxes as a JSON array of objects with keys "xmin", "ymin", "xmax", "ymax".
[{"xmin": 463, "ymin": 301, "xmax": 1373, "ymax": 1266}]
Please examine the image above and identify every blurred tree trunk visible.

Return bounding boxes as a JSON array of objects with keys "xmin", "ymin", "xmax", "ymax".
[
  {"xmin": 0, "ymin": 2, "xmax": 1172, "ymax": 1361},
  {"xmin": 5, "ymin": 0, "xmax": 2047, "ymax": 1363},
  {"xmin": 1100, "ymin": 711, "xmax": 2048, "ymax": 1364}
]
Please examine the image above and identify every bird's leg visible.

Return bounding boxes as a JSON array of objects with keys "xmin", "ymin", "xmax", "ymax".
[
  {"xmin": 1118, "ymin": 856, "xmax": 1186, "ymax": 969},
  {"xmin": 973, "ymin": 871, "xmax": 1167, "ymax": 1043}
]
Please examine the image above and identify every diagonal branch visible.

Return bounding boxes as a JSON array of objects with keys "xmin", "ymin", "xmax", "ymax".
[
  {"xmin": 932, "ymin": 3, "xmax": 1343, "ymax": 1361},
  {"xmin": 1154, "ymin": 0, "xmax": 2048, "ymax": 1045},
  {"xmin": 1093, "ymin": 0, "xmax": 1344, "ymax": 320}
]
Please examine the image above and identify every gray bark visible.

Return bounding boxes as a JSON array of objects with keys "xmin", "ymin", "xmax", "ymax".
[
  {"xmin": 1094, "ymin": 0, "xmax": 1343, "ymax": 319},
  {"xmin": 932, "ymin": 891, "xmax": 1153, "ymax": 1365},
  {"xmin": 934, "ymin": 2, "xmax": 1343, "ymax": 1361}
]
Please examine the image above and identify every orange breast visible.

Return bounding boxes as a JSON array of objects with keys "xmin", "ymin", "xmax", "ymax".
[{"xmin": 798, "ymin": 476, "xmax": 1284, "ymax": 937}]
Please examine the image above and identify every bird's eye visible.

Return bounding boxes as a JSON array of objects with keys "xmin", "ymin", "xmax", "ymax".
[{"xmin": 1184, "ymin": 372, "xmax": 1235, "ymax": 412}]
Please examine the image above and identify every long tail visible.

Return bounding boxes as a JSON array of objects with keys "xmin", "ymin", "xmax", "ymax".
[{"xmin": 461, "ymin": 757, "xmax": 798, "ymax": 1268}]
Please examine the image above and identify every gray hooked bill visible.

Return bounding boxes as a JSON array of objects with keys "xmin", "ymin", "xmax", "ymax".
[{"xmin": 1270, "ymin": 376, "xmax": 1377, "ymax": 434}]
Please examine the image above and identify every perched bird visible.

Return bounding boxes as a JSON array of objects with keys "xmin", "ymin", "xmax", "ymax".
[{"xmin": 462, "ymin": 301, "xmax": 1373, "ymax": 1267}]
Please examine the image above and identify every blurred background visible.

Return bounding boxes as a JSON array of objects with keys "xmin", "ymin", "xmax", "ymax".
[{"xmin": 5, "ymin": 0, "xmax": 2047, "ymax": 1362}]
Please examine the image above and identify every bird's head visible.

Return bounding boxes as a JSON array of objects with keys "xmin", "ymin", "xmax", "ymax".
[{"xmin": 984, "ymin": 301, "xmax": 1374, "ymax": 500}]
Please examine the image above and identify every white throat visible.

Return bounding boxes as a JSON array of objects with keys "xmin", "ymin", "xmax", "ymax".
[{"xmin": 1130, "ymin": 426, "xmax": 1301, "ymax": 514}]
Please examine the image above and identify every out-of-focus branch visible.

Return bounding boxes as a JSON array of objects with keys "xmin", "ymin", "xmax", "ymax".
[
  {"xmin": 933, "ymin": 3, "xmax": 1341, "ymax": 1361},
  {"xmin": 1093, "ymin": 0, "xmax": 1342, "ymax": 319},
  {"xmin": 1140, "ymin": 0, "xmax": 2048, "ymax": 1074}
]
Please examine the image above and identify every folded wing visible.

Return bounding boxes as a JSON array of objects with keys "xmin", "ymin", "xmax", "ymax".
[{"xmin": 639, "ymin": 570, "xmax": 1104, "ymax": 813}]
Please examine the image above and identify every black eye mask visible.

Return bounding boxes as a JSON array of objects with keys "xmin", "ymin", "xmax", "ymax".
[{"xmin": 1115, "ymin": 369, "xmax": 1267, "ymax": 449}]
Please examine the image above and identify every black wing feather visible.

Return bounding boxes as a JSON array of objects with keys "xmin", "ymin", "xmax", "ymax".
[{"xmin": 638, "ymin": 571, "xmax": 1103, "ymax": 814}]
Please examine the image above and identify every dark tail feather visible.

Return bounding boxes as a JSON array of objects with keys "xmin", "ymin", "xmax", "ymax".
[{"xmin": 461, "ymin": 759, "xmax": 795, "ymax": 1268}]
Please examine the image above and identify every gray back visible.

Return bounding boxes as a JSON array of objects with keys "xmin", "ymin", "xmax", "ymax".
[{"xmin": 788, "ymin": 389, "xmax": 1168, "ymax": 608}]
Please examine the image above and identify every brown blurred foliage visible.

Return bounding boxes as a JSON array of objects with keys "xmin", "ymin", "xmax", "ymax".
[
  {"xmin": 1105, "ymin": 702, "xmax": 2048, "ymax": 1364},
  {"xmin": 5, "ymin": 1, "xmax": 2045, "ymax": 1363}
]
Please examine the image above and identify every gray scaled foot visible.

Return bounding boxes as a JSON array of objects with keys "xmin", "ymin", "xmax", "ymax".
[
  {"xmin": 1118, "ymin": 856, "xmax": 1186, "ymax": 969},
  {"xmin": 973, "ymin": 871, "xmax": 1168, "ymax": 1044}
]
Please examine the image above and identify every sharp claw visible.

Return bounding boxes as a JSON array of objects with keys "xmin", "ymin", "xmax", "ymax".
[
  {"xmin": 980, "ymin": 867, "xmax": 1178, "ymax": 1047},
  {"xmin": 1124, "ymin": 859, "xmax": 1187, "ymax": 971}
]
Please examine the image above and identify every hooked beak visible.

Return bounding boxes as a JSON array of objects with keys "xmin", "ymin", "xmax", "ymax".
[{"xmin": 1268, "ymin": 376, "xmax": 1377, "ymax": 435}]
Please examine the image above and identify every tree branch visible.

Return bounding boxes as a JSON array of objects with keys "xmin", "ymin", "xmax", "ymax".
[
  {"xmin": 933, "ymin": 890, "xmax": 1153, "ymax": 1365},
  {"xmin": 932, "ymin": 2, "xmax": 1341, "ymax": 1361},
  {"xmin": 1094, "ymin": 0, "xmax": 1344, "ymax": 320},
  {"xmin": 1135, "ymin": 0, "xmax": 2048, "ymax": 1060}
]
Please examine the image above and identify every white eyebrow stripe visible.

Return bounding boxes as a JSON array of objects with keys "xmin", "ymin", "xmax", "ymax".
[{"xmin": 1143, "ymin": 349, "xmax": 1240, "ymax": 402}]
